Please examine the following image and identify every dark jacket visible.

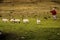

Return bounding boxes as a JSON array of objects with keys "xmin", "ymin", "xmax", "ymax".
[{"xmin": 50, "ymin": 10, "xmax": 57, "ymax": 15}]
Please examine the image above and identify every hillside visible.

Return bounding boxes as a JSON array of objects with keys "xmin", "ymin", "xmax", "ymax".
[
  {"xmin": 0, "ymin": 0, "xmax": 60, "ymax": 3},
  {"xmin": 0, "ymin": 2, "xmax": 60, "ymax": 18}
]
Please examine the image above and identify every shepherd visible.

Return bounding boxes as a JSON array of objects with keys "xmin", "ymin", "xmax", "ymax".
[{"xmin": 50, "ymin": 7, "xmax": 57, "ymax": 20}]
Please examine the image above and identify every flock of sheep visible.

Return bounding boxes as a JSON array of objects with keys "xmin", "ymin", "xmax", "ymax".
[{"xmin": 2, "ymin": 18, "xmax": 41, "ymax": 24}]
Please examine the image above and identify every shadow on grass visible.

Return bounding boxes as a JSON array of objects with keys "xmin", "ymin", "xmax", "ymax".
[{"xmin": 1, "ymin": 28, "xmax": 60, "ymax": 40}]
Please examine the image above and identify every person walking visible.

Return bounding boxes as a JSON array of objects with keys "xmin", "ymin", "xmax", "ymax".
[{"xmin": 50, "ymin": 7, "xmax": 57, "ymax": 20}]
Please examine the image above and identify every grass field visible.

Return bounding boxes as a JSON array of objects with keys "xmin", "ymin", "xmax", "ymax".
[{"xmin": 0, "ymin": 2, "xmax": 60, "ymax": 40}]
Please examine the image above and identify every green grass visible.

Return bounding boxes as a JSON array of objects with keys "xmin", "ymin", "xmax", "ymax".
[
  {"xmin": 0, "ymin": 23, "xmax": 60, "ymax": 40},
  {"xmin": 0, "ymin": 17, "xmax": 60, "ymax": 40}
]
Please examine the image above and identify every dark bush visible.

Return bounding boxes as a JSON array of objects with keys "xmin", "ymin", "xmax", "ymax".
[{"xmin": 44, "ymin": 17, "xmax": 48, "ymax": 20}]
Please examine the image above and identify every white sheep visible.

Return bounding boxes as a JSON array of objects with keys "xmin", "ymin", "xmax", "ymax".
[
  {"xmin": 14, "ymin": 19, "xmax": 20, "ymax": 23},
  {"xmin": 10, "ymin": 19, "xmax": 15, "ymax": 22},
  {"xmin": 2, "ymin": 18, "xmax": 9, "ymax": 22},
  {"xmin": 37, "ymin": 19, "xmax": 41, "ymax": 24},
  {"xmin": 10, "ymin": 19, "xmax": 20, "ymax": 23},
  {"xmin": 23, "ymin": 19, "xmax": 29, "ymax": 23}
]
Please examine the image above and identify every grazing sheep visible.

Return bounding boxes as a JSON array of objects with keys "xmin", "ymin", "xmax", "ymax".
[
  {"xmin": 10, "ymin": 19, "xmax": 15, "ymax": 23},
  {"xmin": 23, "ymin": 19, "xmax": 29, "ymax": 23},
  {"xmin": 10, "ymin": 19, "xmax": 20, "ymax": 23},
  {"xmin": 2, "ymin": 18, "xmax": 9, "ymax": 22},
  {"xmin": 14, "ymin": 19, "xmax": 20, "ymax": 23},
  {"xmin": 37, "ymin": 19, "xmax": 41, "ymax": 24}
]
